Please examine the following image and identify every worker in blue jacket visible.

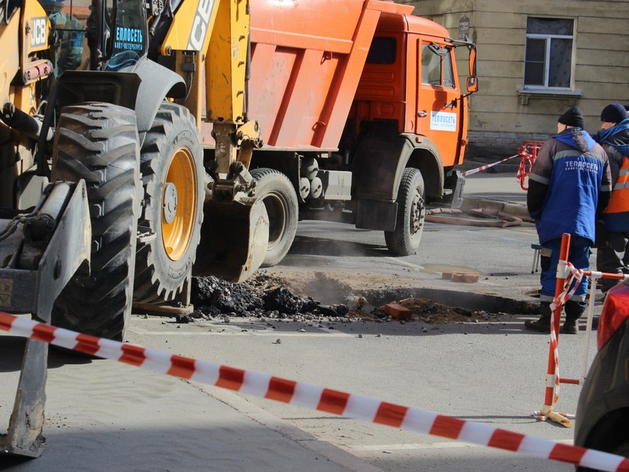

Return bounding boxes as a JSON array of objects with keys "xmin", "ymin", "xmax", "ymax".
[{"xmin": 526, "ymin": 106, "xmax": 612, "ymax": 334}]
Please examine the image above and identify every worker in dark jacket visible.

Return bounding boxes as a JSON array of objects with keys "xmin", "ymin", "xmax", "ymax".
[
  {"xmin": 593, "ymin": 103, "xmax": 629, "ymax": 293},
  {"xmin": 525, "ymin": 106, "xmax": 612, "ymax": 334}
]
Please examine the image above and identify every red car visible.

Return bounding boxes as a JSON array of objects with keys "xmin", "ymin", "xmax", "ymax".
[{"xmin": 574, "ymin": 280, "xmax": 629, "ymax": 470}]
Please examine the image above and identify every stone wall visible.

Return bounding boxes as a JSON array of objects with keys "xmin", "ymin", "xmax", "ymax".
[{"xmin": 464, "ymin": 130, "xmax": 550, "ymax": 160}]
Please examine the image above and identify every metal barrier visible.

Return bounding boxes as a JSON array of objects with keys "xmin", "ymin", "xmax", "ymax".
[{"xmin": 516, "ymin": 141, "xmax": 543, "ymax": 191}]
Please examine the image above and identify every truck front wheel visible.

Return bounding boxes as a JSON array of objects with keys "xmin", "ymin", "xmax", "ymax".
[
  {"xmin": 250, "ymin": 168, "xmax": 298, "ymax": 267},
  {"xmin": 385, "ymin": 167, "xmax": 426, "ymax": 256}
]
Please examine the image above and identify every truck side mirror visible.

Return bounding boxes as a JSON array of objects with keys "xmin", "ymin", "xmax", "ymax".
[
  {"xmin": 466, "ymin": 76, "xmax": 478, "ymax": 93},
  {"xmin": 466, "ymin": 42, "xmax": 478, "ymax": 93}
]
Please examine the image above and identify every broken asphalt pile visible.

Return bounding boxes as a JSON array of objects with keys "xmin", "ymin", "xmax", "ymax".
[
  {"xmin": 186, "ymin": 273, "xmax": 501, "ymax": 325},
  {"xmin": 189, "ymin": 273, "xmax": 347, "ymax": 321}
]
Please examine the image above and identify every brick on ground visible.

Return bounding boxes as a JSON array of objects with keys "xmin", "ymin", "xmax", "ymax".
[
  {"xmin": 442, "ymin": 271, "xmax": 480, "ymax": 283},
  {"xmin": 384, "ymin": 303, "xmax": 412, "ymax": 320}
]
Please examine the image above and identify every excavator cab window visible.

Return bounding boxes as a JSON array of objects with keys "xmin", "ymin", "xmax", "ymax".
[
  {"xmin": 4, "ymin": 0, "xmax": 21, "ymax": 22},
  {"xmin": 105, "ymin": 0, "xmax": 148, "ymax": 70},
  {"xmin": 39, "ymin": 0, "xmax": 88, "ymax": 76}
]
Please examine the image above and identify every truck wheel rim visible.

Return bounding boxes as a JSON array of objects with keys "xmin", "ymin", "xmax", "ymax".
[
  {"xmin": 411, "ymin": 189, "xmax": 423, "ymax": 235},
  {"xmin": 162, "ymin": 147, "xmax": 197, "ymax": 261},
  {"xmin": 265, "ymin": 192, "xmax": 286, "ymax": 250}
]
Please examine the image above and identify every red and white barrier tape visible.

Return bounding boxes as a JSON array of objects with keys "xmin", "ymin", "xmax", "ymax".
[
  {"xmin": 461, "ymin": 154, "xmax": 519, "ymax": 177},
  {"xmin": 549, "ymin": 261, "xmax": 584, "ymax": 314},
  {"xmin": 2, "ymin": 311, "xmax": 629, "ymax": 472}
]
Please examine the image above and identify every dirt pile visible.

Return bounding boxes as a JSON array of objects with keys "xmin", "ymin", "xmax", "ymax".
[
  {"xmin": 188, "ymin": 273, "xmax": 500, "ymax": 324},
  {"xmin": 190, "ymin": 273, "xmax": 348, "ymax": 320}
]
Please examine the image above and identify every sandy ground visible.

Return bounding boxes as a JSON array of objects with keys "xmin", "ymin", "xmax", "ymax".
[{"xmin": 1, "ymin": 334, "xmax": 378, "ymax": 472}]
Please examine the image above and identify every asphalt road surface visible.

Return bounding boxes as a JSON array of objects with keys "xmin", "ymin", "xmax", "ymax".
[
  {"xmin": 266, "ymin": 171, "xmax": 541, "ymax": 305},
  {"xmin": 1, "ymin": 172, "xmax": 604, "ymax": 472}
]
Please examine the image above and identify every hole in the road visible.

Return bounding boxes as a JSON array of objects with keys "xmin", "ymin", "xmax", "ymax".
[{"xmin": 173, "ymin": 272, "xmax": 539, "ymax": 325}]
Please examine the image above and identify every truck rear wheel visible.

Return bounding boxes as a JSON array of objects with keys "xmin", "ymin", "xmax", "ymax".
[
  {"xmin": 250, "ymin": 168, "xmax": 298, "ymax": 267},
  {"xmin": 385, "ymin": 167, "xmax": 425, "ymax": 256},
  {"xmin": 133, "ymin": 103, "xmax": 204, "ymax": 303},
  {"xmin": 51, "ymin": 103, "xmax": 140, "ymax": 341}
]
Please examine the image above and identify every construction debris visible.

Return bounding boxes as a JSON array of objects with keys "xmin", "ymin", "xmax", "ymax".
[
  {"xmin": 186, "ymin": 273, "xmax": 502, "ymax": 325},
  {"xmin": 384, "ymin": 303, "xmax": 412, "ymax": 320},
  {"xmin": 190, "ymin": 274, "xmax": 341, "ymax": 319},
  {"xmin": 442, "ymin": 271, "xmax": 481, "ymax": 283}
]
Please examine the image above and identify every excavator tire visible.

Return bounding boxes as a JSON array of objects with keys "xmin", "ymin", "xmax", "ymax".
[
  {"xmin": 385, "ymin": 167, "xmax": 426, "ymax": 256},
  {"xmin": 50, "ymin": 103, "xmax": 140, "ymax": 341},
  {"xmin": 250, "ymin": 168, "xmax": 298, "ymax": 267},
  {"xmin": 133, "ymin": 103, "xmax": 204, "ymax": 303}
]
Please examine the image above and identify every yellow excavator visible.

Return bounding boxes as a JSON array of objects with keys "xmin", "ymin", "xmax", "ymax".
[{"xmin": 0, "ymin": 0, "xmax": 267, "ymax": 457}]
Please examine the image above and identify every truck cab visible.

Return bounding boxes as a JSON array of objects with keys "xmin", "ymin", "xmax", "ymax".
[{"xmin": 352, "ymin": 12, "xmax": 471, "ymax": 208}]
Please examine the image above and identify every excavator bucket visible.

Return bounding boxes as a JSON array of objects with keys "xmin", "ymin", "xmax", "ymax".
[
  {"xmin": 0, "ymin": 181, "xmax": 91, "ymax": 457},
  {"xmin": 194, "ymin": 198, "xmax": 269, "ymax": 283}
]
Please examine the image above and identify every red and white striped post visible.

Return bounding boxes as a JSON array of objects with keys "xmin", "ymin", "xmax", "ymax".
[
  {"xmin": 538, "ymin": 234, "xmax": 629, "ymax": 425},
  {"xmin": 538, "ymin": 233, "xmax": 571, "ymax": 423}
]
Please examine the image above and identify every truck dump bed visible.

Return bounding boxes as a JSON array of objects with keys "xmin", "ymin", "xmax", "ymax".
[{"xmin": 248, "ymin": 0, "xmax": 414, "ymax": 150}]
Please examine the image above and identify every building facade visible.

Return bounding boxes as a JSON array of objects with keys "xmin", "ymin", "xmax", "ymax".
[{"xmin": 399, "ymin": 0, "xmax": 629, "ymax": 159}]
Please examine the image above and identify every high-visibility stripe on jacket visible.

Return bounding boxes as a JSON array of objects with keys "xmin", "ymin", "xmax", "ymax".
[{"xmin": 603, "ymin": 154, "xmax": 629, "ymax": 232}]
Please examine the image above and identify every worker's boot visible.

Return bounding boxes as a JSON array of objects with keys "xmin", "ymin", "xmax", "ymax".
[
  {"xmin": 524, "ymin": 302, "xmax": 552, "ymax": 333},
  {"xmin": 562, "ymin": 300, "xmax": 586, "ymax": 335}
]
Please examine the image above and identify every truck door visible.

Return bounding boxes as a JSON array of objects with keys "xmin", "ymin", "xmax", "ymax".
[{"xmin": 416, "ymin": 39, "xmax": 461, "ymax": 167}]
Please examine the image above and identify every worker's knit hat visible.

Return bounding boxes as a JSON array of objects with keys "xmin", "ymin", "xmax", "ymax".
[
  {"xmin": 600, "ymin": 103, "xmax": 628, "ymax": 123},
  {"xmin": 558, "ymin": 106, "xmax": 585, "ymax": 129}
]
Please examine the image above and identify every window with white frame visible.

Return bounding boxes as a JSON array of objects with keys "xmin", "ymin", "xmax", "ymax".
[{"xmin": 524, "ymin": 17, "xmax": 574, "ymax": 89}]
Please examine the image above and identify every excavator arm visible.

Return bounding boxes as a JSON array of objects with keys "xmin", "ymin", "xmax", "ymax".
[
  {"xmin": 155, "ymin": 0, "xmax": 268, "ymax": 281},
  {"xmin": 159, "ymin": 0, "xmax": 261, "ymax": 173}
]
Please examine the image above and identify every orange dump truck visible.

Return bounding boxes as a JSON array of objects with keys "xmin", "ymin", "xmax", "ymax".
[{"xmin": 202, "ymin": 0, "xmax": 478, "ymax": 266}]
